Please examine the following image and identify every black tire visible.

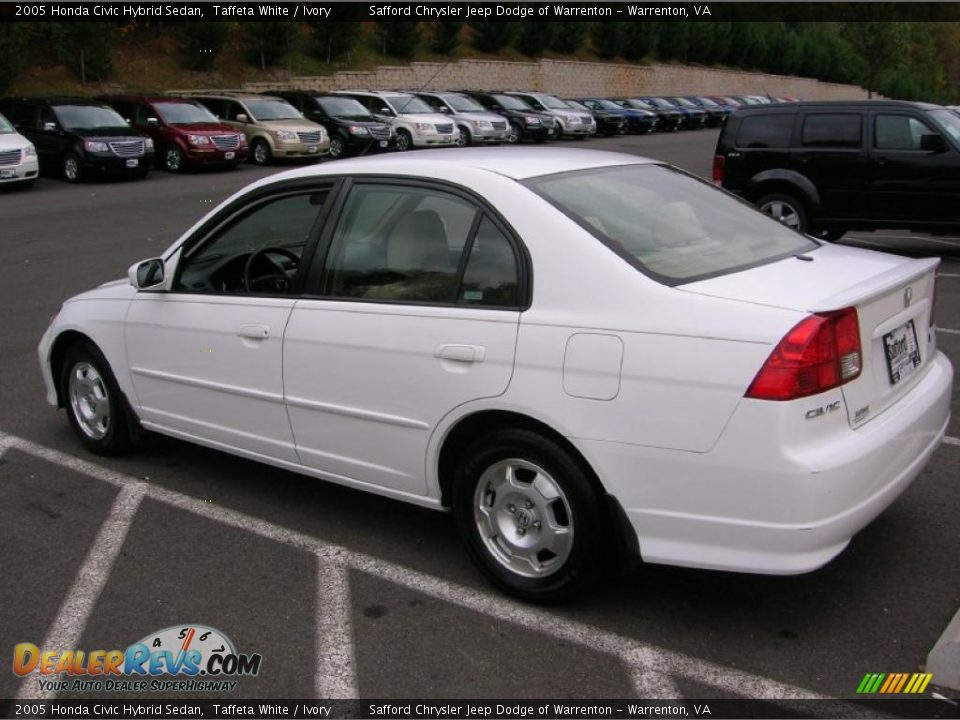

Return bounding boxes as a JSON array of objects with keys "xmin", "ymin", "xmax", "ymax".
[
  {"xmin": 451, "ymin": 429, "xmax": 608, "ymax": 603},
  {"xmin": 250, "ymin": 138, "xmax": 272, "ymax": 166},
  {"xmin": 63, "ymin": 152, "xmax": 82, "ymax": 183},
  {"xmin": 755, "ymin": 191, "xmax": 809, "ymax": 235},
  {"xmin": 457, "ymin": 126, "xmax": 471, "ymax": 147},
  {"xmin": 395, "ymin": 129, "xmax": 412, "ymax": 152},
  {"xmin": 61, "ymin": 341, "xmax": 135, "ymax": 456},
  {"xmin": 506, "ymin": 123, "xmax": 522, "ymax": 144},
  {"xmin": 163, "ymin": 144, "xmax": 185, "ymax": 173},
  {"xmin": 328, "ymin": 135, "xmax": 347, "ymax": 159}
]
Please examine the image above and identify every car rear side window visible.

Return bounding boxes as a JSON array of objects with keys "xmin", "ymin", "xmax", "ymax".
[
  {"xmin": 801, "ymin": 114, "xmax": 862, "ymax": 148},
  {"xmin": 526, "ymin": 164, "xmax": 816, "ymax": 285},
  {"xmin": 735, "ymin": 114, "xmax": 794, "ymax": 148}
]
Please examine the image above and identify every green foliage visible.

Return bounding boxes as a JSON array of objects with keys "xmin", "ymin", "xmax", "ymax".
[
  {"xmin": 51, "ymin": 22, "xmax": 117, "ymax": 82},
  {"xmin": 469, "ymin": 22, "xmax": 515, "ymax": 53},
  {"xmin": 430, "ymin": 21, "xmax": 463, "ymax": 55},
  {"xmin": 656, "ymin": 22, "xmax": 690, "ymax": 63},
  {"xmin": 550, "ymin": 22, "xmax": 585, "ymax": 54},
  {"xmin": 621, "ymin": 22, "xmax": 658, "ymax": 61},
  {"xmin": 591, "ymin": 22, "xmax": 623, "ymax": 60},
  {"xmin": 242, "ymin": 22, "xmax": 297, "ymax": 70},
  {"xmin": 376, "ymin": 21, "xmax": 420, "ymax": 59},
  {"xmin": 515, "ymin": 22, "xmax": 555, "ymax": 57},
  {"xmin": 308, "ymin": 21, "xmax": 362, "ymax": 63},
  {"xmin": 0, "ymin": 24, "xmax": 29, "ymax": 93},
  {"xmin": 178, "ymin": 22, "xmax": 227, "ymax": 71}
]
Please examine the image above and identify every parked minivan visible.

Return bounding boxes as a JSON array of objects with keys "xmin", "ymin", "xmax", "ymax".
[
  {"xmin": 0, "ymin": 111, "xmax": 39, "ymax": 188},
  {"xmin": 0, "ymin": 97, "xmax": 153, "ymax": 182},
  {"xmin": 714, "ymin": 100, "xmax": 960, "ymax": 239}
]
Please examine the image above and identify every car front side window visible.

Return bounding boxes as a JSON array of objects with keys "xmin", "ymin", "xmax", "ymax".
[
  {"xmin": 875, "ymin": 115, "xmax": 934, "ymax": 151},
  {"xmin": 175, "ymin": 190, "xmax": 329, "ymax": 295}
]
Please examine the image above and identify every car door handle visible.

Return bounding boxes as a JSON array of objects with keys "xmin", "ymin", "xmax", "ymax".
[
  {"xmin": 435, "ymin": 344, "xmax": 486, "ymax": 363},
  {"xmin": 238, "ymin": 324, "xmax": 270, "ymax": 340}
]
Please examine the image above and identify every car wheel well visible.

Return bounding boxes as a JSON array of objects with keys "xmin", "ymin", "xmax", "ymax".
[
  {"xmin": 746, "ymin": 181, "xmax": 811, "ymax": 209},
  {"xmin": 50, "ymin": 330, "xmax": 97, "ymax": 407}
]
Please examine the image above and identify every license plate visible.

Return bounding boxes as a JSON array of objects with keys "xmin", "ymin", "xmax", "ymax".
[
  {"xmin": 0, "ymin": 169, "xmax": 14, "ymax": 179},
  {"xmin": 379, "ymin": 141, "xmax": 388, "ymax": 148},
  {"xmin": 883, "ymin": 320, "xmax": 922, "ymax": 385},
  {"xmin": 126, "ymin": 159, "xmax": 138, "ymax": 168},
  {"xmin": 308, "ymin": 146, "xmax": 318, "ymax": 153},
  {"xmin": 224, "ymin": 151, "xmax": 235, "ymax": 160}
]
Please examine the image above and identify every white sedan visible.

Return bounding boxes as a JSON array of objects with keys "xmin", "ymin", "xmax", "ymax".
[{"xmin": 39, "ymin": 148, "xmax": 953, "ymax": 601}]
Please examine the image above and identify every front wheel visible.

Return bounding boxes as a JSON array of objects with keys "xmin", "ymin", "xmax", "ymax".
[
  {"xmin": 61, "ymin": 342, "xmax": 134, "ymax": 456},
  {"xmin": 756, "ymin": 192, "xmax": 809, "ymax": 234},
  {"xmin": 328, "ymin": 136, "xmax": 347, "ymax": 159},
  {"xmin": 63, "ymin": 153, "xmax": 82, "ymax": 183},
  {"xmin": 250, "ymin": 139, "xmax": 272, "ymax": 166},
  {"xmin": 506, "ymin": 123, "xmax": 521, "ymax": 144},
  {"xmin": 163, "ymin": 145, "xmax": 185, "ymax": 173},
  {"xmin": 456, "ymin": 126, "xmax": 471, "ymax": 147},
  {"xmin": 395, "ymin": 129, "xmax": 412, "ymax": 152},
  {"xmin": 452, "ymin": 429, "xmax": 607, "ymax": 603}
]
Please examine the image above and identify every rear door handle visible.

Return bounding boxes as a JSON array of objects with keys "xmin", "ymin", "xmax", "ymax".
[
  {"xmin": 238, "ymin": 324, "xmax": 270, "ymax": 340},
  {"xmin": 435, "ymin": 344, "xmax": 486, "ymax": 363}
]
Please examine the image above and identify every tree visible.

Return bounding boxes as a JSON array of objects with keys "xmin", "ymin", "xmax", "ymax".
[
  {"xmin": 309, "ymin": 21, "xmax": 362, "ymax": 63},
  {"xmin": 178, "ymin": 22, "xmax": 227, "ymax": 71},
  {"xmin": 621, "ymin": 23, "xmax": 658, "ymax": 61},
  {"xmin": 50, "ymin": 22, "xmax": 117, "ymax": 82},
  {"xmin": 469, "ymin": 22, "xmax": 515, "ymax": 53},
  {"xmin": 515, "ymin": 22, "xmax": 555, "ymax": 57},
  {"xmin": 590, "ymin": 22, "xmax": 623, "ymax": 60},
  {"xmin": 726, "ymin": 22, "xmax": 768, "ymax": 70},
  {"xmin": 376, "ymin": 21, "xmax": 420, "ymax": 59},
  {"xmin": 550, "ymin": 22, "xmax": 585, "ymax": 54},
  {"xmin": 0, "ymin": 24, "xmax": 29, "ymax": 93},
  {"xmin": 430, "ymin": 21, "xmax": 462, "ymax": 55},
  {"xmin": 242, "ymin": 22, "xmax": 298, "ymax": 70},
  {"xmin": 656, "ymin": 23, "xmax": 690, "ymax": 63},
  {"xmin": 846, "ymin": 21, "xmax": 909, "ymax": 97}
]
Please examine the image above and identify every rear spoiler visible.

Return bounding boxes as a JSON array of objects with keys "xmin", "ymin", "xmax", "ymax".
[{"xmin": 809, "ymin": 257, "xmax": 939, "ymax": 312}]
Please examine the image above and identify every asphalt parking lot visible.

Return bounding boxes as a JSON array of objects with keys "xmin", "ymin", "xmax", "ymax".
[{"xmin": 1, "ymin": 129, "xmax": 958, "ymax": 706}]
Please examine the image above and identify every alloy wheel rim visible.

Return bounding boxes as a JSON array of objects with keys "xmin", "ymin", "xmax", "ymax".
[
  {"xmin": 760, "ymin": 200, "xmax": 801, "ymax": 229},
  {"xmin": 397, "ymin": 133, "xmax": 410, "ymax": 151},
  {"xmin": 330, "ymin": 138, "xmax": 343, "ymax": 158},
  {"xmin": 254, "ymin": 143, "xmax": 268, "ymax": 164},
  {"xmin": 473, "ymin": 458, "xmax": 574, "ymax": 578},
  {"xmin": 68, "ymin": 362, "xmax": 110, "ymax": 440},
  {"xmin": 64, "ymin": 157, "xmax": 78, "ymax": 180},
  {"xmin": 508, "ymin": 127, "xmax": 520, "ymax": 144},
  {"xmin": 166, "ymin": 148, "xmax": 182, "ymax": 171}
]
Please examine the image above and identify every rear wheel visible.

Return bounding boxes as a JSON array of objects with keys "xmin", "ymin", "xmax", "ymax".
[
  {"xmin": 61, "ymin": 342, "xmax": 134, "ymax": 456},
  {"xmin": 452, "ymin": 429, "xmax": 607, "ymax": 603},
  {"xmin": 756, "ymin": 192, "xmax": 809, "ymax": 234}
]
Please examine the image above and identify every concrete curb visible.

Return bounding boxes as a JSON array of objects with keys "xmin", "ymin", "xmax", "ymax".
[{"xmin": 927, "ymin": 607, "xmax": 960, "ymax": 692}]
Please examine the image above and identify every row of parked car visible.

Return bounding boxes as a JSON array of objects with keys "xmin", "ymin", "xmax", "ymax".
[{"xmin": 0, "ymin": 90, "xmax": 786, "ymax": 187}]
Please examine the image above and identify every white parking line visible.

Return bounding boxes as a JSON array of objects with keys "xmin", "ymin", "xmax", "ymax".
[
  {"xmin": 937, "ymin": 274, "xmax": 960, "ymax": 278},
  {"xmin": 944, "ymin": 436, "xmax": 960, "ymax": 447},
  {"xmin": 14, "ymin": 475, "xmax": 145, "ymax": 701},
  {"xmin": 939, "ymin": 328, "xmax": 960, "ymax": 336},
  {"xmin": 847, "ymin": 234, "xmax": 960, "ymax": 248},
  {"xmin": 314, "ymin": 558, "xmax": 358, "ymax": 698},
  {"xmin": 0, "ymin": 433, "xmax": 871, "ymax": 701}
]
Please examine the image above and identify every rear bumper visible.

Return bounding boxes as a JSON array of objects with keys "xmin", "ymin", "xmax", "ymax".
[{"xmin": 579, "ymin": 351, "xmax": 953, "ymax": 574}]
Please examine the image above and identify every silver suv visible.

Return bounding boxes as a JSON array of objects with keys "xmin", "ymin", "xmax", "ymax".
[
  {"xmin": 334, "ymin": 91, "xmax": 458, "ymax": 151},
  {"xmin": 412, "ymin": 92, "xmax": 509, "ymax": 146},
  {"xmin": 505, "ymin": 91, "xmax": 596, "ymax": 139}
]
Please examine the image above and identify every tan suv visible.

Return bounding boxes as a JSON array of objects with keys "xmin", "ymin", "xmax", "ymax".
[{"xmin": 184, "ymin": 92, "xmax": 329, "ymax": 165}]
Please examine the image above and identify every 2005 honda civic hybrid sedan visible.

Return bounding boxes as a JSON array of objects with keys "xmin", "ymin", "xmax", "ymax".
[{"xmin": 39, "ymin": 148, "xmax": 952, "ymax": 602}]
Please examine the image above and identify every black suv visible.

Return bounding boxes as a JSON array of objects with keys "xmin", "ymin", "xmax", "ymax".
[
  {"xmin": 267, "ymin": 91, "xmax": 394, "ymax": 159},
  {"xmin": 459, "ymin": 91, "xmax": 556, "ymax": 143},
  {"xmin": 0, "ymin": 97, "xmax": 154, "ymax": 182},
  {"xmin": 715, "ymin": 100, "xmax": 960, "ymax": 238}
]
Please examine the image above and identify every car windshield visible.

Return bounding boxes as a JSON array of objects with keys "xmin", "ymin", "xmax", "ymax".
[
  {"xmin": 929, "ymin": 109, "xmax": 960, "ymax": 144},
  {"xmin": 537, "ymin": 95, "xmax": 569, "ymax": 110},
  {"xmin": 245, "ymin": 99, "xmax": 301, "ymax": 121},
  {"xmin": 317, "ymin": 96, "xmax": 370, "ymax": 119},
  {"xmin": 565, "ymin": 100, "xmax": 588, "ymax": 111},
  {"xmin": 154, "ymin": 102, "xmax": 220, "ymax": 124},
  {"xmin": 442, "ymin": 94, "xmax": 485, "ymax": 112},
  {"xmin": 0, "ymin": 112, "xmax": 13, "ymax": 133},
  {"xmin": 622, "ymin": 99, "xmax": 653, "ymax": 110},
  {"xmin": 525, "ymin": 164, "xmax": 816, "ymax": 284},
  {"xmin": 697, "ymin": 97, "xmax": 719, "ymax": 107},
  {"xmin": 387, "ymin": 95, "xmax": 433, "ymax": 114},
  {"xmin": 54, "ymin": 105, "xmax": 129, "ymax": 131},
  {"xmin": 672, "ymin": 98, "xmax": 696, "ymax": 108},
  {"xmin": 493, "ymin": 94, "xmax": 532, "ymax": 110},
  {"xmin": 594, "ymin": 100, "xmax": 623, "ymax": 111},
  {"xmin": 648, "ymin": 98, "xmax": 675, "ymax": 109}
]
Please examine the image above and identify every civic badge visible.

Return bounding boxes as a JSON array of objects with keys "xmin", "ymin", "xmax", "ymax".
[{"xmin": 903, "ymin": 287, "xmax": 913, "ymax": 308}]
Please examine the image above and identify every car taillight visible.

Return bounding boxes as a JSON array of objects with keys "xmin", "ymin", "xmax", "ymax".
[
  {"xmin": 746, "ymin": 307, "xmax": 862, "ymax": 401},
  {"xmin": 712, "ymin": 154, "xmax": 724, "ymax": 185}
]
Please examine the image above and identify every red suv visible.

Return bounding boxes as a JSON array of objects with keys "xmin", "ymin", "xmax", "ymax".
[{"xmin": 99, "ymin": 95, "xmax": 248, "ymax": 172}]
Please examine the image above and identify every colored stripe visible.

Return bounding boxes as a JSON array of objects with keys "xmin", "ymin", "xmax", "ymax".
[
  {"xmin": 904, "ymin": 674, "xmax": 920, "ymax": 693},
  {"xmin": 893, "ymin": 673, "xmax": 909, "ymax": 693},
  {"xmin": 856, "ymin": 674, "xmax": 874, "ymax": 693},
  {"xmin": 916, "ymin": 674, "xmax": 933, "ymax": 694},
  {"xmin": 879, "ymin": 675, "xmax": 895, "ymax": 693},
  {"xmin": 872, "ymin": 673, "xmax": 888, "ymax": 693}
]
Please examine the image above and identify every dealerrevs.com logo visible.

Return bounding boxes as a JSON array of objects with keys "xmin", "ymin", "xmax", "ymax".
[{"xmin": 13, "ymin": 624, "xmax": 262, "ymax": 693}]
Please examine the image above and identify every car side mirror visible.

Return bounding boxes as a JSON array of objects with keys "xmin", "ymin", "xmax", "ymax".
[
  {"xmin": 42, "ymin": 122, "xmax": 57, "ymax": 132},
  {"xmin": 380, "ymin": 107, "xmax": 393, "ymax": 116},
  {"xmin": 439, "ymin": 106, "xmax": 450, "ymax": 113},
  {"xmin": 920, "ymin": 133, "xmax": 947, "ymax": 153},
  {"xmin": 128, "ymin": 258, "xmax": 165, "ymax": 291},
  {"xmin": 235, "ymin": 113, "xmax": 249, "ymax": 123},
  {"xmin": 146, "ymin": 117, "xmax": 160, "ymax": 126}
]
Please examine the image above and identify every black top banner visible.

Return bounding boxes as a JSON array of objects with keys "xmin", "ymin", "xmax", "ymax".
[
  {"xmin": 3, "ymin": 699, "xmax": 960, "ymax": 720},
  {"xmin": 3, "ymin": 1, "xmax": 960, "ymax": 23}
]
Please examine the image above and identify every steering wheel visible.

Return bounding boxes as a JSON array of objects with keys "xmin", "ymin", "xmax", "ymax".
[{"xmin": 243, "ymin": 247, "xmax": 300, "ymax": 293}]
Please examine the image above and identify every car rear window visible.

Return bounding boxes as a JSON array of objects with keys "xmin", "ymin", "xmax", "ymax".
[
  {"xmin": 525, "ymin": 164, "xmax": 816, "ymax": 285},
  {"xmin": 801, "ymin": 114, "xmax": 862, "ymax": 148},
  {"xmin": 735, "ymin": 114, "xmax": 794, "ymax": 148}
]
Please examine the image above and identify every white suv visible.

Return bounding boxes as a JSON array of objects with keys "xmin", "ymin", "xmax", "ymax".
[
  {"xmin": 334, "ymin": 90, "xmax": 458, "ymax": 151},
  {"xmin": 0, "ymin": 111, "xmax": 39, "ymax": 188}
]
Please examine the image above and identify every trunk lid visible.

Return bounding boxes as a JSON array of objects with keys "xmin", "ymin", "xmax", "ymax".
[{"xmin": 681, "ymin": 243, "xmax": 940, "ymax": 428}]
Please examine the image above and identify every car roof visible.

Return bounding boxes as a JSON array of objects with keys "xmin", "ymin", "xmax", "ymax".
[
  {"xmin": 733, "ymin": 100, "xmax": 941, "ymax": 111},
  {"xmin": 261, "ymin": 147, "xmax": 656, "ymax": 185},
  {"xmin": 103, "ymin": 95, "xmax": 205, "ymax": 105},
  {"xmin": 8, "ymin": 96, "xmax": 109, "ymax": 106}
]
